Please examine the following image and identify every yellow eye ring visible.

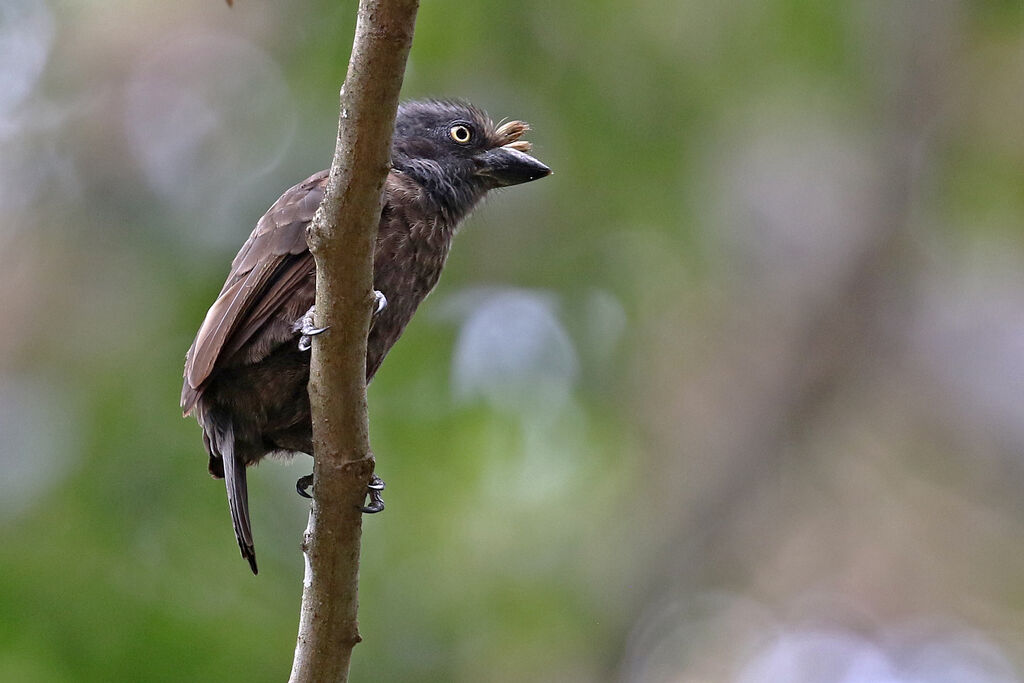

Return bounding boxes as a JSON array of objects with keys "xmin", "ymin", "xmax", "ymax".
[{"xmin": 449, "ymin": 124, "xmax": 472, "ymax": 144}]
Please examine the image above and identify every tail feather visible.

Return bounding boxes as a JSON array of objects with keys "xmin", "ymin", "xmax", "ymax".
[{"xmin": 219, "ymin": 421, "xmax": 258, "ymax": 575}]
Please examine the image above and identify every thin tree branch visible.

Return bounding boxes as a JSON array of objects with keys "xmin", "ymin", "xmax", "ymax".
[{"xmin": 289, "ymin": 1, "xmax": 418, "ymax": 681}]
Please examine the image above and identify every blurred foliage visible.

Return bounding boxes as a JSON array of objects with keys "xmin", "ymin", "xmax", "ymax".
[{"xmin": 0, "ymin": 0, "xmax": 1022, "ymax": 681}]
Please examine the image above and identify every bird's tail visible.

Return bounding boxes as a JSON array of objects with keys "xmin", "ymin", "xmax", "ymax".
[{"xmin": 218, "ymin": 421, "xmax": 258, "ymax": 575}]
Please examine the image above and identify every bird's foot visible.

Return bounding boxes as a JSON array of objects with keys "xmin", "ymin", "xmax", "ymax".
[
  {"xmin": 295, "ymin": 305, "xmax": 329, "ymax": 351},
  {"xmin": 296, "ymin": 473, "xmax": 314, "ymax": 499},
  {"xmin": 362, "ymin": 475, "xmax": 386, "ymax": 513},
  {"xmin": 295, "ymin": 295, "xmax": 383, "ymax": 352},
  {"xmin": 371, "ymin": 290, "xmax": 387, "ymax": 318},
  {"xmin": 295, "ymin": 472, "xmax": 386, "ymax": 514}
]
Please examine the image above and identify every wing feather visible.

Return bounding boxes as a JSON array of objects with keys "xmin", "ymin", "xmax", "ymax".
[{"xmin": 181, "ymin": 170, "xmax": 328, "ymax": 414}]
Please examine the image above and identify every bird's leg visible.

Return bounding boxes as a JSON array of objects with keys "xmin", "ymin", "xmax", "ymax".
[
  {"xmin": 295, "ymin": 305, "xmax": 328, "ymax": 352},
  {"xmin": 294, "ymin": 472, "xmax": 386, "ymax": 514},
  {"xmin": 295, "ymin": 292, "xmax": 387, "ymax": 501}
]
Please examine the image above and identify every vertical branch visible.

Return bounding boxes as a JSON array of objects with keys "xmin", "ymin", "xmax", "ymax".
[{"xmin": 290, "ymin": 1, "xmax": 418, "ymax": 682}]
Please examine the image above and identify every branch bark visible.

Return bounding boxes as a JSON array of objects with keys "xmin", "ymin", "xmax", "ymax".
[{"xmin": 290, "ymin": 2, "xmax": 418, "ymax": 681}]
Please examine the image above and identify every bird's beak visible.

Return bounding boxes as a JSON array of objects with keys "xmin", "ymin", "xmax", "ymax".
[{"xmin": 476, "ymin": 147, "xmax": 551, "ymax": 187}]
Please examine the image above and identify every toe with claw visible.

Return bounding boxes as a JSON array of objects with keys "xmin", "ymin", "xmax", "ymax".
[
  {"xmin": 295, "ymin": 305, "xmax": 329, "ymax": 351},
  {"xmin": 296, "ymin": 474, "xmax": 314, "ymax": 499},
  {"xmin": 372, "ymin": 290, "xmax": 388, "ymax": 317},
  {"xmin": 361, "ymin": 475, "xmax": 386, "ymax": 513}
]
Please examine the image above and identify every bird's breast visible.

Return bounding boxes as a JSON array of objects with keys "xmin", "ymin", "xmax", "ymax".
[{"xmin": 367, "ymin": 210, "xmax": 454, "ymax": 380}]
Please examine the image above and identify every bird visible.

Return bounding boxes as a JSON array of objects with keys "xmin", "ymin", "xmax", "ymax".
[{"xmin": 181, "ymin": 99, "xmax": 551, "ymax": 574}]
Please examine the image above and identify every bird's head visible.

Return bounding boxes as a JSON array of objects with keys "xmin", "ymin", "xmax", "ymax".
[{"xmin": 391, "ymin": 99, "xmax": 551, "ymax": 221}]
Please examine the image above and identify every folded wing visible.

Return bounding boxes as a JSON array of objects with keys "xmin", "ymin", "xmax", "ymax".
[{"xmin": 181, "ymin": 170, "xmax": 329, "ymax": 415}]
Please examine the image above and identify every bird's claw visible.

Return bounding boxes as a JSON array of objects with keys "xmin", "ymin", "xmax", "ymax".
[
  {"xmin": 372, "ymin": 290, "xmax": 387, "ymax": 317},
  {"xmin": 295, "ymin": 305, "xmax": 329, "ymax": 351},
  {"xmin": 296, "ymin": 473, "xmax": 314, "ymax": 499},
  {"xmin": 296, "ymin": 473, "xmax": 386, "ymax": 513},
  {"xmin": 361, "ymin": 474, "xmax": 386, "ymax": 513}
]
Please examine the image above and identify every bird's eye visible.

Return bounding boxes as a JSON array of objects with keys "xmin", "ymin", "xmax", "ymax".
[{"xmin": 449, "ymin": 124, "xmax": 472, "ymax": 144}]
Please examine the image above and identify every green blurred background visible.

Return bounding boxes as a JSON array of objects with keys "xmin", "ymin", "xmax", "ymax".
[{"xmin": 1, "ymin": 0, "xmax": 1023, "ymax": 681}]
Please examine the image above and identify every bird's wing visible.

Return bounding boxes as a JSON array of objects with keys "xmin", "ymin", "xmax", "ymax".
[{"xmin": 181, "ymin": 170, "xmax": 328, "ymax": 414}]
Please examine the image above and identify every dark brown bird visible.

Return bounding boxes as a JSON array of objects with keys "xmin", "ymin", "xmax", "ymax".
[{"xmin": 181, "ymin": 100, "xmax": 550, "ymax": 574}]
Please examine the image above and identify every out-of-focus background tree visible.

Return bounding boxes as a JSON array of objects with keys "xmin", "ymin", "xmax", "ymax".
[{"xmin": 1, "ymin": 0, "xmax": 1022, "ymax": 680}]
